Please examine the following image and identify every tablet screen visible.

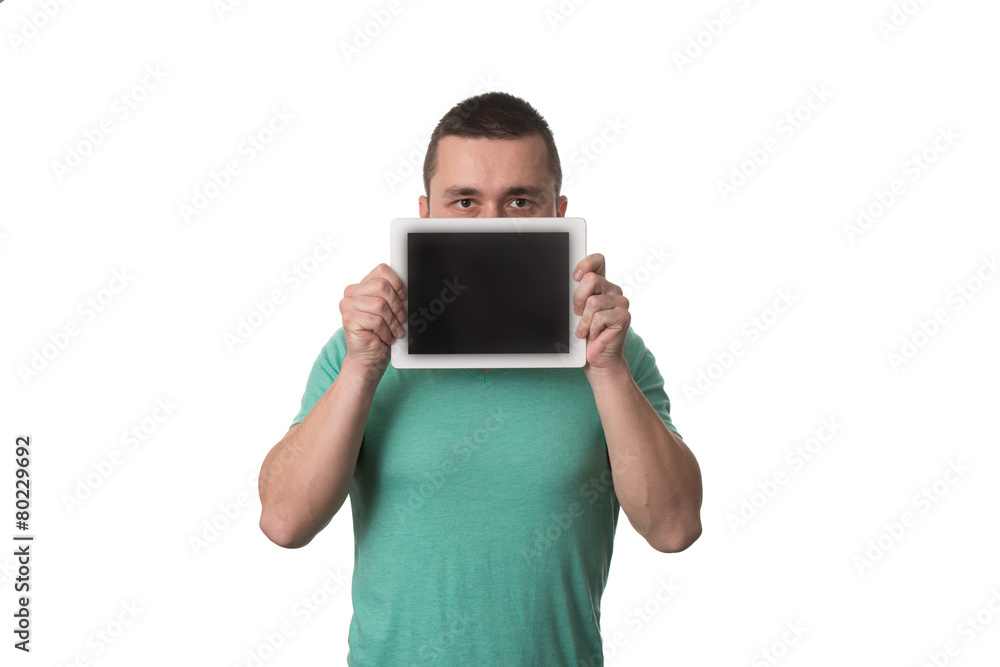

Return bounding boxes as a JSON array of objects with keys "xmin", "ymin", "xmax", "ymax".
[{"xmin": 407, "ymin": 232, "xmax": 569, "ymax": 355}]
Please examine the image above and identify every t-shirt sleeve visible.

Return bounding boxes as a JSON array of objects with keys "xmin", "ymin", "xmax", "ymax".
[
  {"xmin": 290, "ymin": 328, "xmax": 349, "ymax": 428},
  {"xmin": 623, "ymin": 327, "xmax": 682, "ymax": 440}
]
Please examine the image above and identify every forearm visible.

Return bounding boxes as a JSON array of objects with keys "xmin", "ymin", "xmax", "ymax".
[
  {"xmin": 585, "ymin": 362, "xmax": 703, "ymax": 552},
  {"xmin": 258, "ymin": 355, "xmax": 383, "ymax": 548}
]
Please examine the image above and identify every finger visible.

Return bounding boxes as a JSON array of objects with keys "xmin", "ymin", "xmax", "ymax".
[
  {"xmin": 572, "ymin": 273, "xmax": 622, "ymax": 316},
  {"xmin": 361, "ymin": 263, "xmax": 407, "ymax": 304},
  {"xmin": 355, "ymin": 295, "xmax": 405, "ymax": 338},
  {"xmin": 572, "ymin": 253, "xmax": 606, "ymax": 281},
  {"xmin": 347, "ymin": 274, "xmax": 407, "ymax": 323},
  {"xmin": 572, "ymin": 272, "xmax": 599, "ymax": 316},
  {"xmin": 587, "ymin": 306, "xmax": 630, "ymax": 342},
  {"xmin": 575, "ymin": 294, "xmax": 627, "ymax": 338},
  {"xmin": 348, "ymin": 309, "xmax": 398, "ymax": 347},
  {"xmin": 340, "ymin": 293, "xmax": 402, "ymax": 344}
]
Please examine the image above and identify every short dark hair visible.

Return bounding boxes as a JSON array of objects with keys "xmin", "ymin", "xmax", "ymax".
[{"xmin": 422, "ymin": 91, "xmax": 562, "ymax": 200}]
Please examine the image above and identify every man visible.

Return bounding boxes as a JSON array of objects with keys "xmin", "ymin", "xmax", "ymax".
[{"xmin": 258, "ymin": 92, "xmax": 702, "ymax": 666}]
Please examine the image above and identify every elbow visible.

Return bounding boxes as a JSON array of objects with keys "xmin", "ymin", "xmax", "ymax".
[
  {"xmin": 259, "ymin": 510, "xmax": 314, "ymax": 550},
  {"xmin": 648, "ymin": 517, "xmax": 702, "ymax": 553}
]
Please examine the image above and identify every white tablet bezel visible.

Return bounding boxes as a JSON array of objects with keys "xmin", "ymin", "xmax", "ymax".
[{"xmin": 390, "ymin": 217, "xmax": 587, "ymax": 369}]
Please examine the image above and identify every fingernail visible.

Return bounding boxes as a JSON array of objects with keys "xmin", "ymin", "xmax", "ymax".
[
  {"xmin": 397, "ymin": 288, "xmax": 406, "ymax": 300},
  {"xmin": 573, "ymin": 269, "xmax": 583, "ymax": 281}
]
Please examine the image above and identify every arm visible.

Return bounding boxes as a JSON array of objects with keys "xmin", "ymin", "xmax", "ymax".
[
  {"xmin": 259, "ymin": 263, "xmax": 407, "ymax": 549},
  {"xmin": 258, "ymin": 356, "xmax": 383, "ymax": 549},
  {"xmin": 585, "ymin": 362, "xmax": 703, "ymax": 552},
  {"xmin": 574, "ymin": 254, "xmax": 703, "ymax": 553}
]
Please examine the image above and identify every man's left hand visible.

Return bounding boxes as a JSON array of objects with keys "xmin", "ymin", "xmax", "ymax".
[{"xmin": 572, "ymin": 253, "xmax": 630, "ymax": 374}]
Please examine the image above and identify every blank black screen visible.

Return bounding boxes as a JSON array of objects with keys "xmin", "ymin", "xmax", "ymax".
[{"xmin": 407, "ymin": 232, "xmax": 569, "ymax": 355}]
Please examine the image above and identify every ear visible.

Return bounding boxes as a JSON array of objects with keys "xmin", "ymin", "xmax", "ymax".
[
  {"xmin": 556, "ymin": 195, "xmax": 568, "ymax": 218},
  {"xmin": 419, "ymin": 195, "xmax": 430, "ymax": 218}
]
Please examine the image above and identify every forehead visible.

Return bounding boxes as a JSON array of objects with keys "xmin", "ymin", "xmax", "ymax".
[{"xmin": 431, "ymin": 134, "xmax": 551, "ymax": 191}]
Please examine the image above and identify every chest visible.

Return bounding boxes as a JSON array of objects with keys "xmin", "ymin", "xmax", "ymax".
[{"xmin": 360, "ymin": 370, "xmax": 609, "ymax": 501}]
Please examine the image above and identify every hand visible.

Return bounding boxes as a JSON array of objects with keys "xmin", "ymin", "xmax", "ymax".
[
  {"xmin": 572, "ymin": 253, "xmax": 630, "ymax": 373},
  {"xmin": 339, "ymin": 263, "xmax": 407, "ymax": 371}
]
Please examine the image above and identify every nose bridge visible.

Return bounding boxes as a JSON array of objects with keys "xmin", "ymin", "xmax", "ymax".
[{"xmin": 482, "ymin": 200, "xmax": 504, "ymax": 217}]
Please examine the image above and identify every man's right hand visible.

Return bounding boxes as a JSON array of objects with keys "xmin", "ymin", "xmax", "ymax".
[
  {"xmin": 261, "ymin": 263, "xmax": 402, "ymax": 548},
  {"xmin": 339, "ymin": 263, "xmax": 407, "ymax": 371}
]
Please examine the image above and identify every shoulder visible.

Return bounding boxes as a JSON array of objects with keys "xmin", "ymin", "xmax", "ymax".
[
  {"xmin": 313, "ymin": 327, "xmax": 349, "ymax": 374},
  {"xmin": 622, "ymin": 326, "xmax": 670, "ymax": 385},
  {"xmin": 623, "ymin": 326, "xmax": 656, "ymax": 366}
]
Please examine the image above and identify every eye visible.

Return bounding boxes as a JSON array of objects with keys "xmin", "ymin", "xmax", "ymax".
[
  {"xmin": 510, "ymin": 198, "xmax": 532, "ymax": 209},
  {"xmin": 455, "ymin": 199, "xmax": 474, "ymax": 209}
]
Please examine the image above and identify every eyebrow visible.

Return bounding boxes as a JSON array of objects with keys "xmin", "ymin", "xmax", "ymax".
[{"xmin": 441, "ymin": 186, "xmax": 549, "ymax": 201}]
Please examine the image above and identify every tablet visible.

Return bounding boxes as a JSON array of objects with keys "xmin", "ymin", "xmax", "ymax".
[{"xmin": 390, "ymin": 217, "xmax": 587, "ymax": 369}]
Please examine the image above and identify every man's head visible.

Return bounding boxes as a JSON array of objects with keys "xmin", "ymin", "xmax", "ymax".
[{"xmin": 419, "ymin": 92, "xmax": 567, "ymax": 219}]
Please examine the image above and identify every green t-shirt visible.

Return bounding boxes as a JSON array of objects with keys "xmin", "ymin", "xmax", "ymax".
[{"xmin": 291, "ymin": 326, "xmax": 680, "ymax": 666}]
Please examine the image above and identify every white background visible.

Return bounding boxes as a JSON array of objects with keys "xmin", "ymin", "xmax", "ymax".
[{"xmin": 2, "ymin": 0, "xmax": 999, "ymax": 665}]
